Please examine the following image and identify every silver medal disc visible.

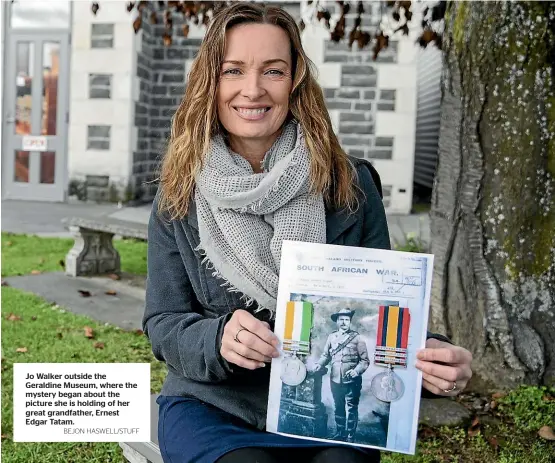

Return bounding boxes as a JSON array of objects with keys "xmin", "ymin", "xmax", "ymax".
[
  {"xmin": 370, "ymin": 369, "xmax": 405, "ymax": 402},
  {"xmin": 280, "ymin": 357, "xmax": 307, "ymax": 386}
]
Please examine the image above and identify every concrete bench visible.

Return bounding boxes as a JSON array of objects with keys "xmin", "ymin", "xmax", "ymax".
[
  {"xmin": 119, "ymin": 394, "xmax": 163, "ymax": 463},
  {"xmin": 62, "ymin": 217, "xmax": 148, "ymax": 277}
]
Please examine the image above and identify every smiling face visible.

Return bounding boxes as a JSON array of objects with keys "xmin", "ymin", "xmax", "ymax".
[
  {"xmin": 336, "ymin": 315, "xmax": 352, "ymax": 332},
  {"xmin": 217, "ymin": 23, "xmax": 293, "ymax": 147}
]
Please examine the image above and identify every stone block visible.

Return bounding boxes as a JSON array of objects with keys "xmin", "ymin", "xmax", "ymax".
[
  {"xmin": 380, "ymin": 90, "xmax": 396, "ymax": 100},
  {"xmin": 135, "ymin": 103, "xmax": 148, "ymax": 115},
  {"xmin": 363, "ymin": 90, "xmax": 376, "ymax": 100},
  {"xmin": 89, "ymin": 88, "xmax": 110, "ymax": 99},
  {"xmin": 151, "ymin": 118, "xmax": 170, "ymax": 129},
  {"xmin": 342, "ymin": 65, "xmax": 376, "ymax": 75},
  {"xmin": 326, "ymin": 41, "xmax": 350, "ymax": 52},
  {"xmin": 419, "ymin": 399, "xmax": 472, "ymax": 427},
  {"xmin": 324, "ymin": 53, "xmax": 349, "ymax": 63},
  {"xmin": 135, "ymin": 116, "xmax": 148, "ymax": 127},
  {"xmin": 149, "ymin": 107, "xmax": 161, "ymax": 117},
  {"xmin": 161, "ymin": 73, "xmax": 184, "ymax": 84},
  {"xmin": 336, "ymin": 89, "xmax": 360, "ymax": 99},
  {"xmin": 340, "ymin": 136, "xmax": 371, "ymax": 146},
  {"xmin": 339, "ymin": 122, "xmax": 373, "ymax": 134},
  {"xmin": 341, "ymin": 75, "xmax": 377, "ymax": 87},
  {"xmin": 168, "ymin": 85, "xmax": 186, "ymax": 96},
  {"xmin": 166, "ymin": 48, "xmax": 190, "ymax": 60},
  {"xmin": 324, "ymin": 88, "xmax": 336, "ymax": 98},
  {"xmin": 88, "ymin": 125, "xmax": 111, "ymax": 138},
  {"xmin": 375, "ymin": 137, "xmax": 394, "ymax": 147},
  {"xmin": 340, "ymin": 112, "xmax": 366, "ymax": 122},
  {"xmin": 355, "ymin": 102, "xmax": 373, "ymax": 111},
  {"xmin": 152, "ymin": 97, "xmax": 177, "ymax": 107},
  {"xmin": 347, "ymin": 148, "xmax": 365, "ymax": 158},
  {"xmin": 137, "ymin": 66, "xmax": 151, "ymax": 80},
  {"xmin": 87, "ymin": 140, "xmax": 110, "ymax": 150},
  {"xmin": 133, "ymin": 152, "xmax": 146, "ymax": 163},
  {"xmin": 367, "ymin": 149, "xmax": 393, "ymax": 160},
  {"xmin": 377, "ymin": 102, "xmax": 395, "ymax": 111},
  {"xmin": 152, "ymin": 85, "xmax": 167, "ymax": 95},
  {"xmin": 326, "ymin": 101, "xmax": 352, "ymax": 110},
  {"xmin": 156, "ymin": 62, "xmax": 185, "ymax": 71}
]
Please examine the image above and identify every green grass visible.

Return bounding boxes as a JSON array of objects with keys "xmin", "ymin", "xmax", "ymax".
[
  {"xmin": 1, "ymin": 233, "xmax": 163, "ymax": 462},
  {"xmin": 1, "ymin": 232, "xmax": 148, "ymax": 277},
  {"xmin": 2, "ymin": 233, "xmax": 554, "ymax": 463}
]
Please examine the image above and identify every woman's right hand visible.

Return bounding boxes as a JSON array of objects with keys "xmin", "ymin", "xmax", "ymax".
[{"xmin": 221, "ymin": 309, "xmax": 281, "ymax": 370}]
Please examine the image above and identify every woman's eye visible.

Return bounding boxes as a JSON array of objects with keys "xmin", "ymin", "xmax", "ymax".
[
  {"xmin": 222, "ymin": 69, "xmax": 241, "ymax": 75},
  {"xmin": 266, "ymin": 69, "xmax": 284, "ymax": 76}
]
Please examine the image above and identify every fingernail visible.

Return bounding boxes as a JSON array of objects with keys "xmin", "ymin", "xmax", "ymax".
[
  {"xmin": 415, "ymin": 361, "xmax": 422, "ymax": 369},
  {"xmin": 417, "ymin": 352, "xmax": 424, "ymax": 359},
  {"xmin": 259, "ymin": 363, "xmax": 266, "ymax": 368},
  {"xmin": 272, "ymin": 351, "xmax": 280, "ymax": 358}
]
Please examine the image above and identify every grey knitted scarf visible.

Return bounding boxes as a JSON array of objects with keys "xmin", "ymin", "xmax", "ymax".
[{"xmin": 195, "ymin": 121, "xmax": 326, "ymax": 314}]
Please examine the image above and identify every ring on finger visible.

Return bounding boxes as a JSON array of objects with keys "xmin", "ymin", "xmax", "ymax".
[
  {"xmin": 234, "ymin": 327, "xmax": 248, "ymax": 343},
  {"xmin": 443, "ymin": 381, "xmax": 457, "ymax": 393}
]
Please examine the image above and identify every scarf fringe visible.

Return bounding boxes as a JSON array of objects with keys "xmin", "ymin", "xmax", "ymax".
[{"xmin": 195, "ymin": 243, "xmax": 274, "ymax": 316}]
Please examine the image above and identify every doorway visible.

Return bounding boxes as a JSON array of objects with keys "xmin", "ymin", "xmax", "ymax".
[{"xmin": 2, "ymin": 1, "xmax": 70, "ymax": 202}]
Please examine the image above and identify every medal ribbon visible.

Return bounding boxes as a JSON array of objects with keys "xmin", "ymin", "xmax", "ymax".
[
  {"xmin": 283, "ymin": 301, "xmax": 313, "ymax": 355},
  {"xmin": 374, "ymin": 305, "xmax": 410, "ymax": 367}
]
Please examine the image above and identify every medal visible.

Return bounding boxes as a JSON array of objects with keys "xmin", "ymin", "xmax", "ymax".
[
  {"xmin": 370, "ymin": 305, "xmax": 410, "ymax": 402},
  {"xmin": 280, "ymin": 301, "xmax": 313, "ymax": 386},
  {"xmin": 280, "ymin": 356, "xmax": 307, "ymax": 386}
]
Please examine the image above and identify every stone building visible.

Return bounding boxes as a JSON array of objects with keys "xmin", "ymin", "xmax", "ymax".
[{"xmin": 2, "ymin": 0, "xmax": 421, "ymax": 214}]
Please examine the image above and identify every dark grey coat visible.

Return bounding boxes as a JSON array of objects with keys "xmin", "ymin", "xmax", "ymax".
[{"xmin": 143, "ymin": 158, "xmax": 445, "ymax": 430}]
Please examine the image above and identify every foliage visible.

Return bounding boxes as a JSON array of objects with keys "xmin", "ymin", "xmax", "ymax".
[
  {"xmin": 91, "ymin": 1, "xmax": 448, "ymax": 57},
  {"xmin": 496, "ymin": 386, "xmax": 555, "ymax": 432},
  {"xmin": 381, "ymin": 386, "xmax": 555, "ymax": 462},
  {"xmin": 393, "ymin": 232, "xmax": 428, "ymax": 253}
]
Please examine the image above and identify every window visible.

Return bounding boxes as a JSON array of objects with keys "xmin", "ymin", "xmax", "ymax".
[
  {"xmin": 87, "ymin": 125, "xmax": 111, "ymax": 150},
  {"xmin": 91, "ymin": 24, "xmax": 114, "ymax": 49},
  {"xmin": 89, "ymin": 74, "xmax": 112, "ymax": 99}
]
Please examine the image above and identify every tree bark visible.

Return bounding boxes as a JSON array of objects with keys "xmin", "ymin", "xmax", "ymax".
[{"xmin": 430, "ymin": 1, "xmax": 555, "ymax": 390}]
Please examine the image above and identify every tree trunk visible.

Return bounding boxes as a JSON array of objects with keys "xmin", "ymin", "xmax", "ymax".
[{"xmin": 430, "ymin": 1, "xmax": 555, "ymax": 391}]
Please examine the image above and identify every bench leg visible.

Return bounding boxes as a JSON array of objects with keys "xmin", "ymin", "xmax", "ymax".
[
  {"xmin": 65, "ymin": 226, "xmax": 121, "ymax": 277},
  {"xmin": 119, "ymin": 443, "xmax": 153, "ymax": 463}
]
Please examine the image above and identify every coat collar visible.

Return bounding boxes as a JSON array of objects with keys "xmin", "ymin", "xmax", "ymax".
[{"xmin": 186, "ymin": 200, "xmax": 357, "ymax": 243}]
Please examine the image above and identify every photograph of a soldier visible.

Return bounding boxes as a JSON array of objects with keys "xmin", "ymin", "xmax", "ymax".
[{"xmin": 294, "ymin": 294, "xmax": 398, "ymax": 447}]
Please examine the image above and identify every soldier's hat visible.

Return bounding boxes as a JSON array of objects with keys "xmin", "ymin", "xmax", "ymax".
[{"xmin": 331, "ymin": 308, "xmax": 355, "ymax": 322}]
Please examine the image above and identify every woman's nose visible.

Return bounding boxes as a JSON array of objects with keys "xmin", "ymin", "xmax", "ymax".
[{"xmin": 241, "ymin": 72, "xmax": 265, "ymax": 99}]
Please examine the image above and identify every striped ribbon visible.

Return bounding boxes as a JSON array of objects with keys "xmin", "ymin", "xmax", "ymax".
[
  {"xmin": 283, "ymin": 301, "xmax": 313, "ymax": 354},
  {"xmin": 374, "ymin": 305, "xmax": 410, "ymax": 367}
]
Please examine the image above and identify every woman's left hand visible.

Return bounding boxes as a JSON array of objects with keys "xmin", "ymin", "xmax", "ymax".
[{"xmin": 415, "ymin": 338, "xmax": 473, "ymax": 396}]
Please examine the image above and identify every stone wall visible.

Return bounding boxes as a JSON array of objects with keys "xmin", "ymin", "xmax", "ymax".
[
  {"xmin": 130, "ymin": 2, "xmax": 416, "ymax": 212},
  {"xmin": 131, "ymin": 11, "xmax": 202, "ymax": 202}
]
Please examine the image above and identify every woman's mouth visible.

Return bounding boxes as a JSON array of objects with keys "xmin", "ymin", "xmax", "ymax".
[{"xmin": 234, "ymin": 107, "xmax": 271, "ymax": 121}]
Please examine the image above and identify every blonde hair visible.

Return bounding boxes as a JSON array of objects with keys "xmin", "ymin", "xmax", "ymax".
[{"xmin": 158, "ymin": 2, "xmax": 357, "ymax": 219}]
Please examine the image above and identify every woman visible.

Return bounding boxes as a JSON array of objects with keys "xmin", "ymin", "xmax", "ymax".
[{"xmin": 143, "ymin": 3, "xmax": 473, "ymax": 463}]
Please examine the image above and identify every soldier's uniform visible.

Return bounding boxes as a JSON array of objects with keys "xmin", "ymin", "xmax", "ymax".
[{"xmin": 318, "ymin": 328, "xmax": 369, "ymax": 441}]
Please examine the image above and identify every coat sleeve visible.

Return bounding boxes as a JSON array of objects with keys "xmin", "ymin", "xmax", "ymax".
[
  {"xmin": 318, "ymin": 336, "xmax": 332, "ymax": 367},
  {"xmin": 356, "ymin": 162, "xmax": 392, "ymax": 251},
  {"xmin": 354, "ymin": 336, "xmax": 370, "ymax": 375},
  {"xmin": 142, "ymin": 193, "xmax": 233, "ymax": 383}
]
